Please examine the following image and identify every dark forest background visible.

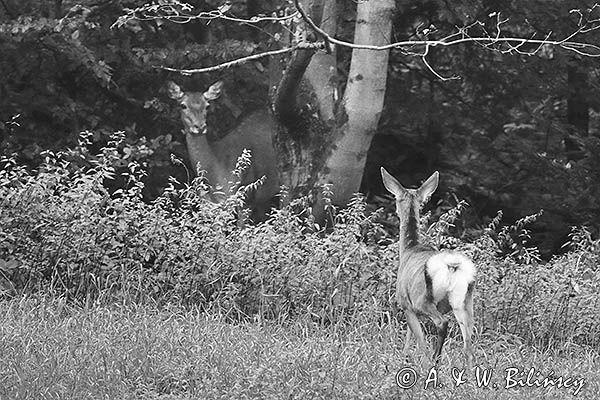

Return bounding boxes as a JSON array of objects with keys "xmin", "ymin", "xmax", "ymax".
[{"xmin": 1, "ymin": 0, "xmax": 599, "ymax": 257}]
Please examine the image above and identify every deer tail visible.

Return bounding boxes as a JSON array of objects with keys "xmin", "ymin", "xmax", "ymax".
[{"xmin": 426, "ymin": 252, "xmax": 476, "ymax": 308}]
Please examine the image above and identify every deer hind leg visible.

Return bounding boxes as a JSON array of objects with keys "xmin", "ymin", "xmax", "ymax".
[
  {"xmin": 402, "ymin": 320, "xmax": 412, "ymax": 354},
  {"xmin": 452, "ymin": 285, "xmax": 475, "ymax": 368},
  {"xmin": 420, "ymin": 301, "xmax": 449, "ymax": 364},
  {"xmin": 403, "ymin": 309, "xmax": 426, "ymax": 357}
]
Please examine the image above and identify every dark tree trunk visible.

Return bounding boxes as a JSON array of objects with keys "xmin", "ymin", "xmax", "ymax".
[
  {"xmin": 272, "ymin": 0, "xmax": 333, "ymax": 199},
  {"xmin": 54, "ymin": 0, "xmax": 63, "ymax": 18},
  {"xmin": 565, "ymin": 63, "xmax": 589, "ymax": 160},
  {"xmin": 567, "ymin": 64, "xmax": 589, "ymax": 136}
]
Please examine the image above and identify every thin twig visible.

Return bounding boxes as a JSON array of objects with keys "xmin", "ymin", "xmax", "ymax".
[
  {"xmin": 131, "ymin": 2, "xmax": 600, "ymax": 78},
  {"xmin": 113, "ymin": 3, "xmax": 298, "ymax": 29},
  {"xmin": 156, "ymin": 42, "xmax": 324, "ymax": 74}
]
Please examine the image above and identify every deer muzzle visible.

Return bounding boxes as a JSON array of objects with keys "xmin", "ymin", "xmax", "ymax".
[{"xmin": 189, "ymin": 124, "xmax": 207, "ymax": 135}]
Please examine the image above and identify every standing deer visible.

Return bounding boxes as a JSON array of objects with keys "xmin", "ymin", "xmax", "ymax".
[
  {"xmin": 167, "ymin": 81, "xmax": 279, "ymax": 217},
  {"xmin": 380, "ymin": 168, "xmax": 476, "ymax": 366}
]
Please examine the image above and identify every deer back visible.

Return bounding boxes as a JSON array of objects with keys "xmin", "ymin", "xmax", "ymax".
[
  {"xmin": 396, "ymin": 246, "xmax": 436, "ymax": 310},
  {"xmin": 168, "ymin": 81, "xmax": 279, "ymax": 202},
  {"xmin": 210, "ymin": 108, "xmax": 279, "ymax": 200}
]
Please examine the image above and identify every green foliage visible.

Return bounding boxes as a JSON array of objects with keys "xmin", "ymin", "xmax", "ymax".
[
  {"xmin": 0, "ymin": 0, "xmax": 599, "ymax": 354},
  {"xmin": 2, "ymin": 0, "xmax": 599, "ymax": 254},
  {"xmin": 0, "ymin": 0, "xmax": 281, "ymax": 204},
  {"xmin": 370, "ymin": 0, "xmax": 600, "ymax": 255},
  {"xmin": 1, "ymin": 136, "xmax": 598, "ymax": 349}
]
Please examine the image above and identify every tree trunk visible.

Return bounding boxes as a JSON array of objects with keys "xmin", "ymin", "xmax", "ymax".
[
  {"xmin": 271, "ymin": 0, "xmax": 332, "ymax": 198},
  {"xmin": 54, "ymin": 0, "xmax": 63, "ymax": 18},
  {"xmin": 567, "ymin": 64, "xmax": 589, "ymax": 135},
  {"xmin": 304, "ymin": 0, "xmax": 338, "ymax": 123},
  {"xmin": 318, "ymin": 0, "xmax": 395, "ymax": 205},
  {"xmin": 565, "ymin": 63, "xmax": 588, "ymax": 160},
  {"xmin": 272, "ymin": 0, "xmax": 395, "ymax": 213}
]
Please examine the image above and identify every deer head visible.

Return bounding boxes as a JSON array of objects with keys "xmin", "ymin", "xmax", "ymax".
[
  {"xmin": 167, "ymin": 80, "xmax": 223, "ymax": 135},
  {"xmin": 381, "ymin": 167, "xmax": 439, "ymax": 247},
  {"xmin": 381, "ymin": 168, "xmax": 438, "ymax": 215}
]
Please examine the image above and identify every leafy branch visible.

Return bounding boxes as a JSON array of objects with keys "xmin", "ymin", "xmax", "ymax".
[
  {"xmin": 117, "ymin": 1, "xmax": 600, "ymax": 78},
  {"xmin": 112, "ymin": 0, "xmax": 298, "ymax": 28}
]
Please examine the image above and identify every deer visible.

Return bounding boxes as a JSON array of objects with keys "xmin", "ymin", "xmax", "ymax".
[
  {"xmin": 380, "ymin": 167, "xmax": 476, "ymax": 367},
  {"xmin": 167, "ymin": 80, "xmax": 279, "ymax": 218}
]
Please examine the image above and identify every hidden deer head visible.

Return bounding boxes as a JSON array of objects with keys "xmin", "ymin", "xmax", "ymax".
[
  {"xmin": 167, "ymin": 80, "xmax": 223, "ymax": 135},
  {"xmin": 165, "ymin": 80, "xmax": 280, "ymax": 219}
]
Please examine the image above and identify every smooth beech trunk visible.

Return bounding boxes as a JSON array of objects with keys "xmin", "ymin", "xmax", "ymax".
[{"xmin": 318, "ymin": 0, "xmax": 395, "ymax": 205}]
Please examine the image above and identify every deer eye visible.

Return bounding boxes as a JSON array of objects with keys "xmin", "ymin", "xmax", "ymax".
[{"xmin": 180, "ymin": 103, "xmax": 188, "ymax": 110}]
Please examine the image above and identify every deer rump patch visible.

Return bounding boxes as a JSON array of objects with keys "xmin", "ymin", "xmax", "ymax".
[{"xmin": 425, "ymin": 252, "xmax": 476, "ymax": 310}]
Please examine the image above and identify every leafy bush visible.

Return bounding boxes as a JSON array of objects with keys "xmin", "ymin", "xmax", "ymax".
[{"xmin": 0, "ymin": 133, "xmax": 598, "ymax": 348}]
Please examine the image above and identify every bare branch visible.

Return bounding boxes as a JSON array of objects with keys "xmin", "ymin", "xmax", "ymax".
[
  {"xmin": 288, "ymin": 2, "xmax": 600, "ymax": 78},
  {"xmin": 117, "ymin": 1, "xmax": 600, "ymax": 76},
  {"xmin": 420, "ymin": 45, "xmax": 460, "ymax": 81},
  {"xmin": 293, "ymin": 3, "xmax": 600, "ymax": 54},
  {"xmin": 157, "ymin": 42, "xmax": 324, "ymax": 75}
]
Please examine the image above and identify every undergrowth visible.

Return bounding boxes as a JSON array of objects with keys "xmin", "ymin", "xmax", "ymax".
[{"xmin": 0, "ymin": 132, "xmax": 599, "ymax": 350}]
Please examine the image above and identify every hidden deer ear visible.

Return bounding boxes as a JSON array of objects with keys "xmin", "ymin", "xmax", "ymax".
[
  {"xmin": 380, "ymin": 167, "xmax": 407, "ymax": 197},
  {"xmin": 166, "ymin": 81, "xmax": 184, "ymax": 100},
  {"xmin": 203, "ymin": 81, "xmax": 224, "ymax": 101},
  {"xmin": 416, "ymin": 171, "xmax": 439, "ymax": 203}
]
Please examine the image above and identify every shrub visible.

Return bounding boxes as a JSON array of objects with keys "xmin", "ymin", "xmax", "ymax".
[{"xmin": 0, "ymin": 132, "xmax": 598, "ymax": 348}]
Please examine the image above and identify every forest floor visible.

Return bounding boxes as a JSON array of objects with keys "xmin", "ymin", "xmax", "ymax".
[{"xmin": 0, "ymin": 297, "xmax": 598, "ymax": 400}]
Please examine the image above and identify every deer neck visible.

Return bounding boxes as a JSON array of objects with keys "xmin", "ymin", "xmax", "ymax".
[
  {"xmin": 185, "ymin": 132, "xmax": 227, "ymax": 185},
  {"xmin": 398, "ymin": 204, "xmax": 420, "ymax": 255}
]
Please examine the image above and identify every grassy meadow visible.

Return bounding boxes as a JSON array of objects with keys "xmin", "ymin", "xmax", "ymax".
[
  {"xmin": 0, "ymin": 297, "xmax": 598, "ymax": 400},
  {"xmin": 1, "ymin": 141, "xmax": 599, "ymax": 399}
]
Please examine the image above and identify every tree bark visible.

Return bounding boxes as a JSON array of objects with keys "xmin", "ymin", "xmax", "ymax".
[
  {"xmin": 304, "ymin": 0, "xmax": 338, "ymax": 123},
  {"xmin": 272, "ymin": 0, "xmax": 395, "ymax": 213},
  {"xmin": 273, "ymin": 48, "xmax": 316, "ymax": 128},
  {"xmin": 318, "ymin": 0, "xmax": 395, "ymax": 205},
  {"xmin": 565, "ymin": 63, "xmax": 588, "ymax": 160},
  {"xmin": 271, "ymin": 0, "xmax": 329, "ymax": 197},
  {"xmin": 54, "ymin": 0, "xmax": 63, "ymax": 18},
  {"xmin": 567, "ymin": 64, "xmax": 589, "ymax": 135}
]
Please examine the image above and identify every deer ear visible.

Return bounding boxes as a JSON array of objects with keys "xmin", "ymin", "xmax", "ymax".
[
  {"xmin": 416, "ymin": 171, "xmax": 439, "ymax": 203},
  {"xmin": 166, "ymin": 81, "xmax": 184, "ymax": 100},
  {"xmin": 203, "ymin": 81, "xmax": 223, "ymax": 101},
  {"xmin": 380, "ymin": 167, "xmax": 407, "ymax": 197}
]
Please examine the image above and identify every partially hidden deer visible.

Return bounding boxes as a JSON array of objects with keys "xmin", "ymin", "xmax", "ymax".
[
  {"xmin": 167, "ymin": 81, "xmax": 279, "ymax": 217},
  {"xmin": 381, "ymin": 168, "xmax": 476, "ymax": 367}
]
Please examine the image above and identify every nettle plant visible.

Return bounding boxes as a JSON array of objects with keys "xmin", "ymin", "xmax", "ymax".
[
  {"xmin": 0, "ymin": 131, "xmax": 388, "ymax": 310},
  {"xmin": 0, "ymin": 132, "xmax": 598, "ymax": 346}
]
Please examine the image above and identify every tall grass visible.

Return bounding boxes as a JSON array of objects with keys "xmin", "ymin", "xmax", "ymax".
[
  {"xmin": 0, "ymin": 298, "xmax": 598, "ymax": 399},
  {"xmin": 1, "ymin": 133, "xmax": 598, "ymax": 348}
]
